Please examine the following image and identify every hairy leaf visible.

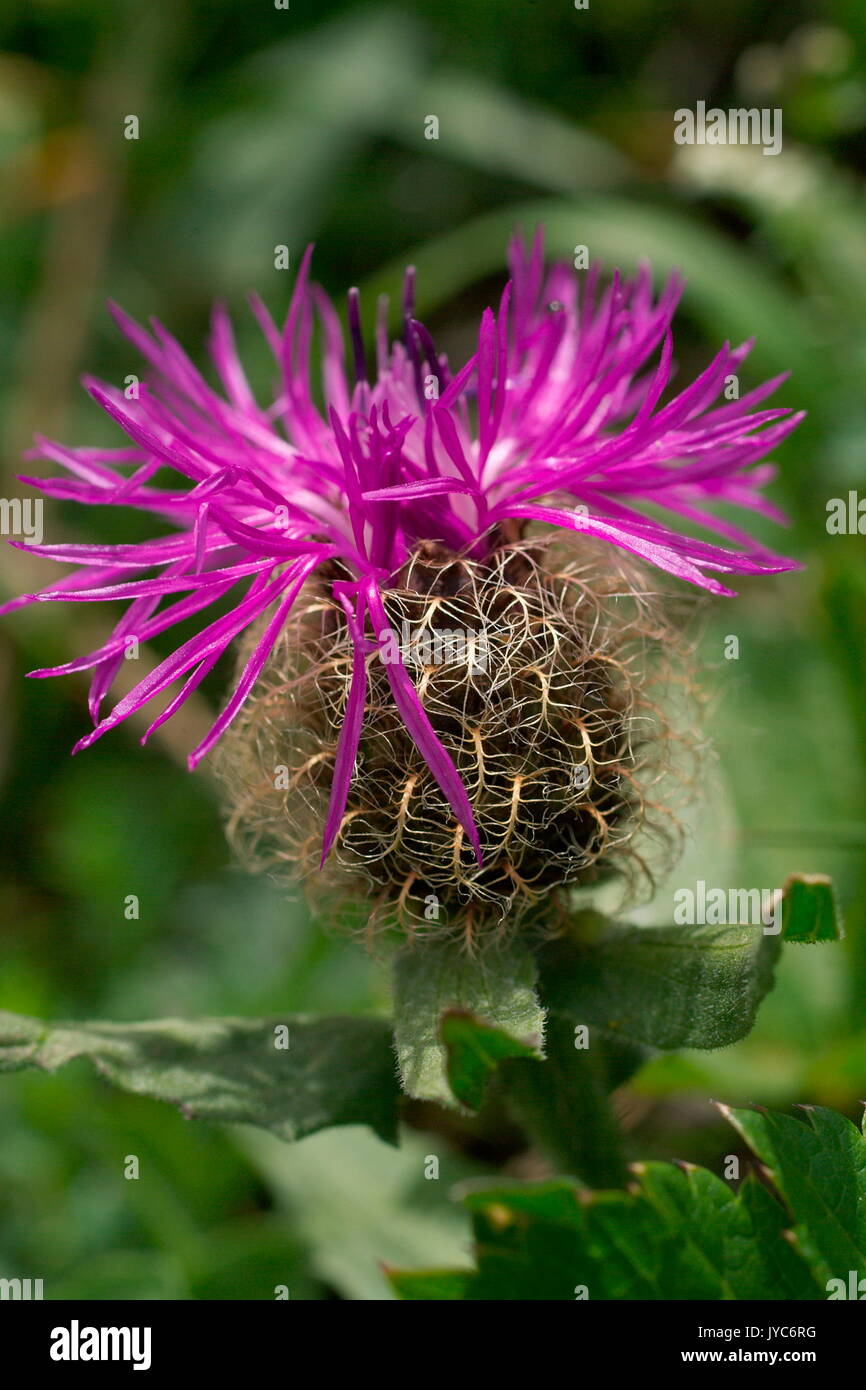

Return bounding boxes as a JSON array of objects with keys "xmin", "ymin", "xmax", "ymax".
[
  {"xmin": 391, "ymin": 939, "xmax": 544, "ymax": 1105},
  {"xmin": 0, "ymin": 1010, "xmax": 400, "ymax": 1145},
  {"xmin": 538, "ymin": 917, "xmax": 781, "ymax": 1051}
]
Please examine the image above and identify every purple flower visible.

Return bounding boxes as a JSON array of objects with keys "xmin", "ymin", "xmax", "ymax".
[{"xmin": 3, "ymin": 232, "xmax": 802, "ymax": 866}]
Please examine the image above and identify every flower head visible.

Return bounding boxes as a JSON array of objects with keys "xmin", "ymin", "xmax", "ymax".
[{"xmin": 4, "ymin": 232, "xmax": 801, "ymax": 902}]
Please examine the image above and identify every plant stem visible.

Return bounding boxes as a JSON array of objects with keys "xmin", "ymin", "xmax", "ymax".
[{"xmin": 500, "ymin": 1016, "xmax": 640, "ymax": 1188}]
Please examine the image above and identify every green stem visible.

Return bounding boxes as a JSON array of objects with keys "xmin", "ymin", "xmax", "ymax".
[{"xmin": 500, "ymin": 1016, "xmax": 643, "ymax": 1189}]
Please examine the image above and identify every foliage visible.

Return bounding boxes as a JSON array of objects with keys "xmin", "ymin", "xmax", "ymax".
[{"xmin": 388, "ymin": 1105, "xmax": 866, "ymax": 1301}]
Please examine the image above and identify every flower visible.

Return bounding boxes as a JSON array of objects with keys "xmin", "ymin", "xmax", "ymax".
[{"xmin": 3, "ymin": 232, "xmax": 802, "ymax": 882}]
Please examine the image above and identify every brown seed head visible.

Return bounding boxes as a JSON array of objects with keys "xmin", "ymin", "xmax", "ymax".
[{"xmin": 215, "ymin": 535, "xmax": 697, "ymax": 949}]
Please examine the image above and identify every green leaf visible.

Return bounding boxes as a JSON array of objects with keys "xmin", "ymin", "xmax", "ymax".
[
  {"xmin": 385, "ymin": 1268, "xmax": 472, "ymax": 1301},
  {"xmin": 480, "ymin": 1167, "xmax": 806, "ymax": 1306},
  {"xmin": 187, "ymin": 1219, "xmax": 316, "ymax": 1301},
  {"xmin": 456, "ymin": 1179, "xmax": 592, "ymax": 1301},
  {"xmin": 394, "ymin": 1158, "xmax": 821, "ymax": 1300},
  {"xmin": 780, "ymin": 873, "xmax": 844, "ymax": 943},
  {"xmin": 736, "ymin": 1175, "xmax": 824, "ymax": 1302},
  {"xmin": 241, "ymin": 1125, "xmax": 475, "ymax": 1301},
  {"xmin": 537, "ymin": 915, "xmax": 781, "ymax": 1051},
  {"xmin": 393, "ymin": 1102, "xmax": 866, "ymax": 1300},
  {"xmin": 722, "ymin": 1104, "xmax": 866, "ymax": 1289},
  {"xmin": 441, "ymin": 1010, "xmax": 538, "ymax": 1111},
  {"xmin": 0, "ymin": 1010, "xmax": 400, "ymax": 1145},
  {"xmin": 627, "ymin": 1163, "xmax": 818, "ymax": 1301},
  {"xmin": 443, "ymin": 1006, "xmax": 641, "ymax": 1185},
  {"xmin": 391, "ymin": 939, "xmax": 544, "ymax": 1105},
  {"xmin": 452, "ymin": 1163, "xmax": 817, "ymax": 1300}
]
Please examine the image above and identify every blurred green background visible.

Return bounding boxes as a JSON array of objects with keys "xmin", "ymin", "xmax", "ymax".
[{"xmin": 1, "ymin": 0, "xmax": 865, "ymax": 1299}]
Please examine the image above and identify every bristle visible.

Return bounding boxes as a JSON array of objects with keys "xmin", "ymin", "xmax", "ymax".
[{"xmin": 214, "ymin": 535, "xmax": 697, "ymax": 947}]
